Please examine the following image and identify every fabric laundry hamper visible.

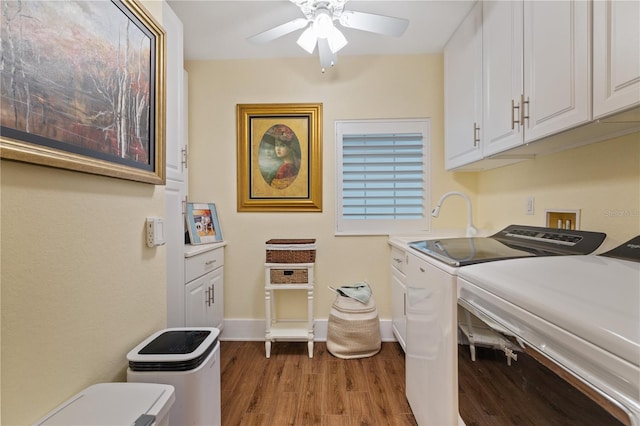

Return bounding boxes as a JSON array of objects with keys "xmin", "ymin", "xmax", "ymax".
[{"xmin": 327, "ymin": 282, "xmax": 381, "ymax": 359}]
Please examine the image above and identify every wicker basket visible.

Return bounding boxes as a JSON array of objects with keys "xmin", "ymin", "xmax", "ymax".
[
  {"xmin": 270, "ymin": 268, "xmax": 309, "ymax": 284},
  {"xmin": 266, "ymin": 239, "xmax": 316, "ymax": 263}
]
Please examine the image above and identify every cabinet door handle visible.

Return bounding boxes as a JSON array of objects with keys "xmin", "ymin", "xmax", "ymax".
[
  {"xmin": 210, "ymin": 285, "xmax": 215, "ymax": 305},
  {"xmin": 181, "ymin": 146, "xmax": 188, "ymax": 169},
  {"xmin": 403, "ymin": 293, "xmax": 406, "ymax": 316},
  {"xmin": 521, "ymin": 94, "xmax": 530, "ymax": 127},
  {"xmin": 511, "ymin": 99, "xmax": 520, "ymax": 129},
  {"xmin": 473, "ymin": 122, "xmax": 480, "ymax": 147}
]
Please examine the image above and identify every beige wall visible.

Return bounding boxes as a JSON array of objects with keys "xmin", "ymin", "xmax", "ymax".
[
  {"xmin": 185, "ymin": 54, "xmax": 477, "ymax": 321},
  {"xmin": 0, "ymin": 2, "xmax": 166, "ymax": 424},
  {"xmin": 474, "ymin": 132, "xmax": 640, "ymax": 247}
]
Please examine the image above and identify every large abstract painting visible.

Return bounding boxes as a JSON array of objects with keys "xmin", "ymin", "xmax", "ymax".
[{"xmin": 0, "ymin": 0, "xmax": 166, "ymax": 184}]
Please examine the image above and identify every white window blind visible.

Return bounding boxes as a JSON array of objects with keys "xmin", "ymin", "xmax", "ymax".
[{"xmin": 336, "ymin": 119, "xmax": 430, "ymax": 235}]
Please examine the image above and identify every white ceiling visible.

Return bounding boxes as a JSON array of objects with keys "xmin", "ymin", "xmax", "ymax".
[{"xmin": 166, "ymin": 0, "xmax": 476, "ymax": 61}]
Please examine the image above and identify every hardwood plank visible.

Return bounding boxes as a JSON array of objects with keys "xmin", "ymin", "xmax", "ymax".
[
  {"xmin": 346, "ymin": 390, "xmax": 378, "ymax": 426},
  {"xmin": 237, "ymin": 412, "xmax": 271, "ymax": 426},
  {"xmin": 296, "ymin": 373, "xmax": 324, "ymax": 425},
  {"xmin": 220, "ymin": 342, "xmax": 267, "ymax": 425},
  {"xmin": 342, "ymin": 358, "xmax": 369, "ymax": 392},
  {"xmin": 321, "ymin": 414, "xmax": 353, "ymax": 426},
  {"xmin": 275, "ymin": 343, "xmax": 308, "ymax": 393},
  {"xmin": 268, "ymin": 391, "xmax": 299, "ymax": 426},
  {"xmin": 323, "ymin": 360, "xmax": 348, "ymax": 415},
  {"xmin": 389, "ymin": 413, "xmax": 420, "ymax": 426},
  {"xmin": 245, "ymin": 352, "xmax": 285, "ymax": 415},
  {"xmin": 376, "ymin": 356, "xmax": 412, "ymax": 415},
  {"xmin": 359, "ymin": 356, "xmax": 395, "ymax": 422}
]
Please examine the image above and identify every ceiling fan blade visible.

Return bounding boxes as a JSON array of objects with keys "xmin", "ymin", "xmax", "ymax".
[
  {"xmin": 339, "ymin": 10, "xmax": 409, "ymax": 37},
  {"xmin": 297, "ymin": 26, "xmax": 317, "ymax": 54},
  {"xmin": 317, "ymin": 38, "xmax": 337, "ymax": 72},
  {"xmin": 248, "ymin": 18, "xmax": 309, "ymax": 44}
]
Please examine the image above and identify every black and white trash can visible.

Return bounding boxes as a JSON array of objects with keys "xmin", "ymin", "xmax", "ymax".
[{"xmin": 127, "ymin": 327, "xmax": 221, "ymax": 426}]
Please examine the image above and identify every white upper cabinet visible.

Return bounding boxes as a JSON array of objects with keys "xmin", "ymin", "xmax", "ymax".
[
  {"xmin": 164, "ymin": 2, "xmax": 187, "ymax": 185},
  {"xmin": 444, "ymin": 0, "xmax": 640, "ymax": 171},
  {"xmin": 482, "ymin": 0, "xmax": 523, "ymax": 156},
  {"xmin": 593, "ymin": 0, "xmax": 640, "ymax": 119},
  {"xmin": 523, "ymin": 1, "xmax": 590, "ymax": 141},
  {"xmin": 482, "ymin": 0, "xmax": 591, "ymax": 157},
  {"xmin": 444, "ymin": 2, "xmax": 483, "ymax": 170}
]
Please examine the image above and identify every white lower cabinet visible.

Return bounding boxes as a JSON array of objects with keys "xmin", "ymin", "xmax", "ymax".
[
  {"xmin": 390, "ymin": 246, "xmax": 407, "ymax": 351},
  {"xmin": 185, "ymin": 266, "xmax": 223, "ymax": 329},
  {"xmin": 184, "ymin": 243, "xmax": 225, "ymax": 330}
]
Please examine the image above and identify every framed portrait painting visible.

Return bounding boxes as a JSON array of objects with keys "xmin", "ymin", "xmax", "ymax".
[
  {"xmin": 236, "ymin": 103, "xmax": 322, "ymax": 212},
  {"xmin": 0, "ymin": 0, "xmax": 166, "ymax": 184}
]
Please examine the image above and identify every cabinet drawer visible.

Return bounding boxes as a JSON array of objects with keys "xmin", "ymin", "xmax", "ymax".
[
  {"xmin": 270, "ymin": 268, "xmax": 309, "ymax": 284},
  {"xmin": 185, "ymin": 247, "xmax": 224, "ymax": 283},
  {"xmin": 390, "ymin": 246, "xmax": 406, "ymax": 275}
]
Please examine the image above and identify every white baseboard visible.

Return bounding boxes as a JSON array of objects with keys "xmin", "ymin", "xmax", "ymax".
[{"xmin": 219, "ymin": 318, "xmax": 396, "ymax": 342}]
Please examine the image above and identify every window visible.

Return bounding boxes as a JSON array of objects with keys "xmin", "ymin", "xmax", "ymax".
[{"xmin": 335, "ymin": 119, "xmax": 430, "ymax": 235}]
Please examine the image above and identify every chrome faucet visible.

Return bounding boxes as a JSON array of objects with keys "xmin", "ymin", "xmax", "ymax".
[{"xmin": 431, "ymin": 191, "xmax": 478, "ymax": 237}]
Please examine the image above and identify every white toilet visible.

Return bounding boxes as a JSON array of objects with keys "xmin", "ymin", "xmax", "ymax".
[{"xmin": 34, "ymin": 382, "xmax": 175, "ymax": 426}]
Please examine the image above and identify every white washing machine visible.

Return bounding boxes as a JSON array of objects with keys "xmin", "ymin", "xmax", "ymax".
[
  {"xmin": 457, "ymin": 236, "xmax": 640, "ymax": 424},
  {"xmin": 405, "ymin": 224, "xmax": 607, "ymax": 425},
  {"xmin": 127, "ymin": 327, "xmax": 221, "ymax": 426}
]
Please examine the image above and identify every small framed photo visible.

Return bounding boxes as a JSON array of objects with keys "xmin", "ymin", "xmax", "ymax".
[{"xmin": 186, "ymin": 203, "xmax": 223, "ymax": 245}]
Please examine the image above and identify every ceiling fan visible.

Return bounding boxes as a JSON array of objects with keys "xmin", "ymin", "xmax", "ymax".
[{"xmin": 248, "ymin": 0, "xmax": 410, "ymax": 72}]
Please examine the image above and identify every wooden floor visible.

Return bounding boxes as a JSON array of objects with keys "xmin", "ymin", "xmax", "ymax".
[
  {"xmin": 220, "ymin": 341, "xmax": 624, "ymax": 426},
  {"xmin": 220, "ymin": 341, "xmax": 416, "ymax": 426}
]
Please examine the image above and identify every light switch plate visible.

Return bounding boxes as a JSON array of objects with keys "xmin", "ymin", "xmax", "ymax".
[{"xmin": 525, "ymin": 196, "xmax": 535, "ymax": 215}]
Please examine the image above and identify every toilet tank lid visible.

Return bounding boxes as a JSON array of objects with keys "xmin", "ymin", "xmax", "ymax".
[{"xmin": 34, "ymin": 382, "xmax": 175, "ymax": 425}]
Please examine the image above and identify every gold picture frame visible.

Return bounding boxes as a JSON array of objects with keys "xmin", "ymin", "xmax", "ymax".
[
  {"xmin": 236, "ymin": 103, "xmax": 322, "ymax": 212},
  {"xmin": 0, "ymin": 0, "xmax": 166, "ymax": 185}
]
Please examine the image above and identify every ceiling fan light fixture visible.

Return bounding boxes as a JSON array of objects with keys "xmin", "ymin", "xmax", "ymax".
[
  {"xmin": 327, "ymin": 26, "xmax": 347, "ymax": 53},
  {"xmin": 313, "ymin": 8, "xmax": 334, "ymax": 39},
  {"xmin": 296, "ymin": 26, "xmax": 317, "ymax": 53}
]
